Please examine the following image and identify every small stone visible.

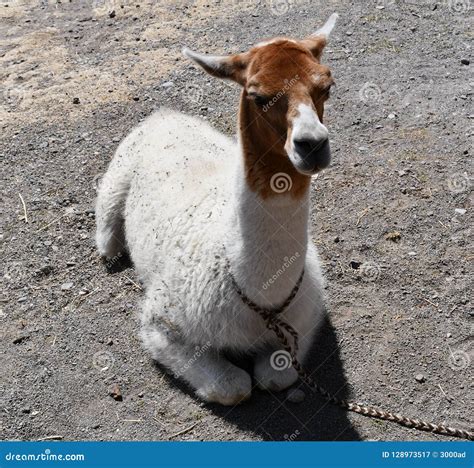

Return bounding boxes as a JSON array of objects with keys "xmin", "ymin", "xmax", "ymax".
[
  {"xmin": 346, "ymin": 31, "xmax": 353, "ymax": 36},
  {"xmin": 388, "ymin": 113, "xmax": 396, "ymax": 119},
  {"xmin": 454, "ymin": 208, "xmax": 466, "ymax": 215},
  {"xmin": 461, "ymin": 59, "xmax": 470, "ymax": 66},
  {"xmin": 72, "ymin": 97, "xmax": 80, "ymax": 104},
  {"xmin": 109, "ymin": 383, "xmax": 123, "ymax": 401},
  {"xmin": 132, "ymin": 96, "xmax": 140, "ymax": 102},
  {"xmin": 21, "ymin": 407, "xmax": 31, "ymax": 414},
  {"xmin": 415, "ymin": 373, "xmax": 425, "ymax": 383},
  {"xmin": 385, "ymin": 231, "xmax": 401, "ymax": 242},
  {"xmin": 36, "ymin": 265, "xmax": 53, "ymax": 276},
  {"xmin": 447, "ymin": 332, "xmax": 452, "ymax": 338},
  {"xmin": 106, "ymin": 339, "xmax": 114, "ymax": 346},
  {"xmin": 17, "ymin": 297, "xmax": 27, "ymax": 303},
  {"xmin": 109, "ymin": 9, "xmax": 116, "ymax": 18},
  {"xmin": 161, "ymin": 81, "xmax": 174, "ymax": 89},
  {"xmin": 287, "ymin": 388, "xmax": 305, "ymax": 403},
  {"xmin": 408, "ymin": 251, "xmax": 416, "ymax": 256},
  {"xmin": 333, "ymin": 236, "xmax": 340, "ymax": 243},
  {"xmin": 138, "ymin": 392, "xmax": 144, "ymax": 398},
  {"xmin": 350, "ymin": 260, "xmax": 361, "ymax": 270},
  {"xmin": 13, "ymin": 335, "xmax": 29, "ymax": 344},
  {"xmin": 61, "ymin": 282, "xmax": 73, "ymax": 291}
]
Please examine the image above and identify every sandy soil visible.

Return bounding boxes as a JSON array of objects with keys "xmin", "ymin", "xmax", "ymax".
[{"xmin": 1, "ymin": 0, "xmax": 472, "ymax": 441}]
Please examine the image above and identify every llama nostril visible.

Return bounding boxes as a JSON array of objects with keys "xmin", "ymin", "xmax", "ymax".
[{"xmin": 293, "ymin": 138, "xmax": 327, "ymax": 157}]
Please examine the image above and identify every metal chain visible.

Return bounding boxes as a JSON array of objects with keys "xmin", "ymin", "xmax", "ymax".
[{"xmin": 225, "ymin": 261, "xmax": 474, "ymax": 441}]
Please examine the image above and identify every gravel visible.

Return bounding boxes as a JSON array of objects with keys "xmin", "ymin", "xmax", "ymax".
[{"xmin": 1, "ymin": 0, "xmax": 472, "ymax": 442}]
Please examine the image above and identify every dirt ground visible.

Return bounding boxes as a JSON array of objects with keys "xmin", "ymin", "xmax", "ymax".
[{"xmin": 1, "ymin": 0, "xmax": 472, "ymax": 441}]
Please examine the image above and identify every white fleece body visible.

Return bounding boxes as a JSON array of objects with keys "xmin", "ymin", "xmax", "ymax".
[{"xmin": 96, "ymin": 108, "xmax": 326, "ymax": 405}]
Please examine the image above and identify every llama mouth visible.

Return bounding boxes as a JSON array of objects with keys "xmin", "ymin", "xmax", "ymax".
[{"xmin": 291, "ymin": 139, "xmax": 331, "ymax": 175}]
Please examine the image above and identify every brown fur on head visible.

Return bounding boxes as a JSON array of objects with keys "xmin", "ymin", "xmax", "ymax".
[{"xmin": 183, "ymin": 13, "xmax": 338, "ymax": 199}]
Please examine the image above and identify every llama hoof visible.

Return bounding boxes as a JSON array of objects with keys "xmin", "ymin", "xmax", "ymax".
[
  {"xmin": 254, "ymin": 354, "xmax": 298, "ymax": 392},
  {"xmin": 195, "ymin": 368, "xmax": 252, "ymax": 406}
]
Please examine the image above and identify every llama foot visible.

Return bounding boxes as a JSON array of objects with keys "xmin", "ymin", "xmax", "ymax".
[
  {"xmin": 141, "ymin": 308, "xmax": 252, "ymax": 406},
  {"xmin": 254, "ymin": 351, "xmax": 298, "ymax": 392},
  {"xmin": 196, "ymin": 365, "xmax": 252, "ymax": 406}
]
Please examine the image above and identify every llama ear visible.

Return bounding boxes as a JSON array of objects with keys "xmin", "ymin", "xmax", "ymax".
[
  {"xmin": 182, "ymin": 47, "xmax": 248, "ymax": 85},
  {"xmin": 301, "ymin": 13, "xmax": 338, "ymax": 60}
]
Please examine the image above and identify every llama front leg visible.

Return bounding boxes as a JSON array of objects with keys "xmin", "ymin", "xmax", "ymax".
[
  {"xmin": 254, "ymin": 329, "xmax": 313, "ymax": 392},
  {"xmin": 141, "ymin": 300, "xmax": 251, "ymax": 405}
]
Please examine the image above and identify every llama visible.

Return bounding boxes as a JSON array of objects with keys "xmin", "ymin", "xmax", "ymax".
[{"xmin": 96, "ymin": 13, "xmax": 338, "ymax": 406}]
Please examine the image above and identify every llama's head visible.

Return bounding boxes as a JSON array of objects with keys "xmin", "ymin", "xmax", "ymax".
[{"xmin": 183, "ymin": 13, "xmax": 338, "ymax": 180}]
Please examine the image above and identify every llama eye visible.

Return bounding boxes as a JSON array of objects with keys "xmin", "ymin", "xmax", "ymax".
[{"xmin": 248, "ymin": 93, "xmax": 271, "ymax": 107}]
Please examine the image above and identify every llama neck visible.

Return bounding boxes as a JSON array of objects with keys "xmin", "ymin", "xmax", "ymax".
[{"xmin": 225, "ymin": 94, "xmax": 311, "ymax": 307}]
